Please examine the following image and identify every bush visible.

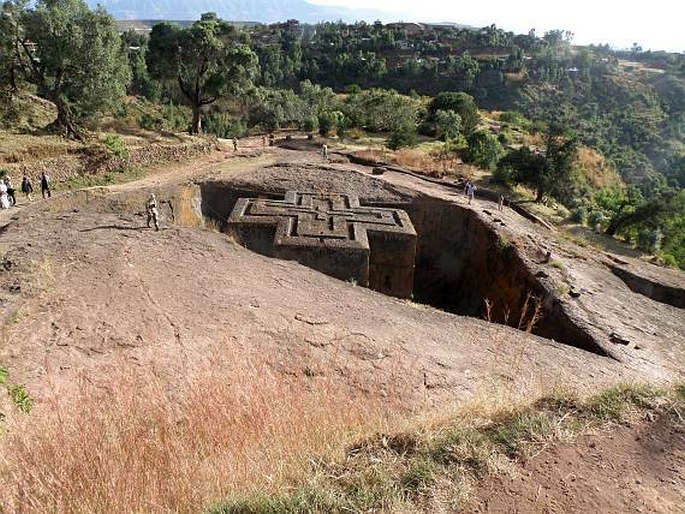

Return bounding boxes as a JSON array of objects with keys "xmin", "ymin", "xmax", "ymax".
[
  {"xmin": 460, "ymin": 130, "xmax": 504, "ymax": 170},
  {"xmin": 387, "ymin": 124, "xmax": 418, "ymax": 150},
  {"xmin": 656, "ymin": 252, "xmax": 679, "ymax": 268},
  {"xmin": 499, "ymin": 110, "xmax": 530, "ymax": 129},
  {"xmin": 497, "ymin": 130, "xmax": 513, "ymax": 145},
  {"xmin": 586, "ymin": 210, "xmax": 606, "ymax": 231},
  {"xmin": 569, "ymin": 206, "xmax": 588, "ymax": 224},
  {"xmin": 318, "ymin": 111, "xmax": 337, "ymax": 136},
  {"xmin": 492, "ymin": 163, "xmax": 513, "ymax": 185},
  {"xmin": 637, "ymin": 228, "xmax": 662, "ymax": 253},
  {"xmin": 103, "ymin": 134, "xmax": 129, "ymax": 160},
  {"xmin": 302, "ymin": 115, "xmax": 319, "ymax": 134},
  {"xmin": 136, "ymin": 103, "xmax": 190, "ymax": 132},
  {"xmin": 204, "ymin": 112, "xmax": 246, "ymax": 138}
]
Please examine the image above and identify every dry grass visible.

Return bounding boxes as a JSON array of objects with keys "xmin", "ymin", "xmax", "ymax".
[
  {"xmin": 0, "ymin": 132, "xmax": 81, "ymax": 165},
  {"xmin": 213, "ymin": 383, "xmax": 684, "ymax": 513},
  {"xmin": 392, "ymin": 148, "xmax": 466, "ymax": 179},
  {"xmin": 351, "ymin": 147, "xmax": 469, "ymax": 180},
  {"xmin": 352, "ymin": 148, "xmax": 390, "ymax": 164},
  {"xmin": 576, "ymin": 146, "xmax": 622, "ymax": 189},
  {"xmin": 482, "ymin": 291, "xmax": 543, "ymax": 335},
  {"xmin": 0, "ymin": 355, "xmax": 397, "ymax": 513}
]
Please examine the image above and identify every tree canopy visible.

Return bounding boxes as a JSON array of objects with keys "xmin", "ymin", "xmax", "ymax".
[
  {"xmin": 146, "ymin": 13, "xmax": 258, "ymax": 134},
  {"xmin": 428, "ymin": 92, "xmax": 480, "ymax": 135},
  {"xmin": 1, "ymin": 0, "xmax": 130, "ymax": 137}
]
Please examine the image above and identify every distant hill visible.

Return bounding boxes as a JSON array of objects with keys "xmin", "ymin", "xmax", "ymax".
[{"xmin": 91, "ymin": 0, "xmax": 401, "ymax": 23}]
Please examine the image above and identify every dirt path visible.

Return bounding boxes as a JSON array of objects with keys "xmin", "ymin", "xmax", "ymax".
[{"xmin": 469, "ymin": 415, "xmax": 685, "ymax": 513}]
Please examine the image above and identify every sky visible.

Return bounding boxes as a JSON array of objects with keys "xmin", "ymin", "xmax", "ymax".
[{"xmin": 309, "ymin": 0, "xmax": 683, "ymax": 52}]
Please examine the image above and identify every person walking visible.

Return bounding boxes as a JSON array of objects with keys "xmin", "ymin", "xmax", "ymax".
[
  {"xmin": 40, "ymin": 172, "xmax": 51, "ymax": 199},
  {"xmin": 321, "ymin": 143, "xmax": 329, "ymax": 161},
  {"xmin": 5, "ymin": 176, "xmax": 16, "ymax": 206},
  {"xmin": 146, "ymin": 193, "xmax": 160, "ymax": 231},
  {"xmin": 21, "ymin": 176, "xmax": 33, "ymax": 202},
  {"xmin": 466, "ymin": 182, "xmax": 477, "ymax": 204},
  {"xmin": 232, "ymin": 137, "xmax": 238, "ymax": 151}
]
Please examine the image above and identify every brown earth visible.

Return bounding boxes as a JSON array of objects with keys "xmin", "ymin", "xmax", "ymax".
[
  {"xmin": 1, "ymin": 136, "xmax": 684, "ymax": 401},
  {"xmin": 469, "ymin": 414, "xmax": 685, "ymax": 513},
  {"xmin": 0, "ymin": 134, "xmax": 683, "ymax": 510}
]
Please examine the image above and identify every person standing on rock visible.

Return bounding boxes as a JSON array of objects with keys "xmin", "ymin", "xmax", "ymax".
[
  {"xmin": 498, "ymin": 194, "xmax": 505, "ymax": 211},
  {"xmin": 21, "ymin": 176, "xmax": 33, "ymax": 202},
  {"xmin": 146, "ymin": 193, "xmax": 160, "ymax": 231},
  {"xmin": 40, "ymin": 172, "xmax": 51, "ymax": 199},
  {"xmin": 232, "ymin": 137, "xmax": 238, "ymax": 152},
  {"xmin": 321, "ymin": 143, "xmax": 329, "ymax": 161}
]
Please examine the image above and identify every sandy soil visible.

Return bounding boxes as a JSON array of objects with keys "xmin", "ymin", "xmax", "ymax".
[{"xmin": 469, "ymin": 414, "xmax": 685, "ymax": 513}]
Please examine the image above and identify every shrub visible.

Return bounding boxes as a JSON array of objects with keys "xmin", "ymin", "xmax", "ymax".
[
  {"xmin": 498, "ymin": 110, "xmax": 530, "ymax": 129},
  {"xmin": 637, "ymin": 228, "xmax": 662, "ymax": 253},
  {"xmin": 204, "ymin": 112, "xmax": 246, "ymax": 138},
  {"xmin": 492, "ymin": 163, "xmax": 513, "ymax": 185},
  {"xmin": 318, "ymin": 111, "xmax": 337, "ymax": 136},
  {"xmin": 387, "ymin": 124, "xmax": 418, "ymax": 150},
  {"xmin": 103, "ymin": 134, "xmax": 129, "ymax": 160},
  {"xmin": 656, "ymin": 252, "xmax": 679, "ymax": 268},
  {"xmin": 569, "ymin": 206, "xmax": 588, "ymax": 224},
  {"xmin": 460, "ymin": 130, "xmax": 504, "ymax": 170},
  {"xmin": 586, "ymin": 210, "xmax": 606, "ymax": 231},
  {"xmin": 302, "ymin": 115, "xmax": 319, "ymax": 134}
]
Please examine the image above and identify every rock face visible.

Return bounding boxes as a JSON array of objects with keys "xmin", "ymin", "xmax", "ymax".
[{"xmin": 227, "ymin": 191, "xmax": 417, "ymax": 298}]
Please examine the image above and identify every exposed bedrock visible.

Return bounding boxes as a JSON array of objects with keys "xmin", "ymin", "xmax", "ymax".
[{"xmin": 197, "ymin": 181, "xmax": 607, "ymax": 356}]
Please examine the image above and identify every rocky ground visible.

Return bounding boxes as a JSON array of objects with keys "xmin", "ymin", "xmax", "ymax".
[{"xmin": 0, "ymin": 135, "xmax": 683, "ymax": 509}]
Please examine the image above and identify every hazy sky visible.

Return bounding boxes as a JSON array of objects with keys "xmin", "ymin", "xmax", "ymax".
[{"xmin": 310, "ymin": 0, "xmax": 682, "ymax": 52}]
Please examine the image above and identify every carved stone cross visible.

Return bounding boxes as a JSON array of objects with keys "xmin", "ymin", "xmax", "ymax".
[{"xmin": 228, "ymin": 191, "xmax": 416, "ymax": 297}]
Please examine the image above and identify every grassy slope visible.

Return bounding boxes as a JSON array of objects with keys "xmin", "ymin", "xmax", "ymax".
[{"xmin": 213, "ymin": 384, "xmax": 685, "ymax": 513}]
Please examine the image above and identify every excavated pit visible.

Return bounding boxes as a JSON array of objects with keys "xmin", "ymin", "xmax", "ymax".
[{"xmin": 198, "ymin": 182, "xmax": 607, "ymax": 357}]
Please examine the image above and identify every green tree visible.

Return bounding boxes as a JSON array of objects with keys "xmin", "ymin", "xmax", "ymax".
[
  {"xmin": 0, "ymin": 1, "xmax": 23, "ymax": 95},
  {"xmin": 248, "ymin": 87, "xmax": 305, "ymax": 130},
  {"xmin": 120, "ymin": 29, "xmax": 154, "ymax": 97},
  {"xmin": 318, "ymin": 110, "xmax": 344, "ymax": 137},
  {"xmin": 147, "ymin": 13, "xmax": 257, "ymax": 134},
  {"xmin": 499, "ymin": 121, "xmax": 578, "ymax": 202},
  {"xmin": 4, "ymin": 0, "xmax": 130, "ymax": 138},
  {"xmin": 452, "ymin": 51, "xmax": 480, "ymax": 85},
  {"xmin": 461, "ymin": 130, "xmax": 504, "ymax": 170},
  {"xmin": 665, "ymin": 153, "xmax": 685, "ymax": 189},
  {"xmin": 344, "ymin": 88, "xmax": 420, "ymax": 133},
  {"xmin": 428, "ymin": 92, "xmax": 480, "ymax": 135},
  {"xmin": 387, "ymin": 122, "xmax": 417, "ymax": 150},
  {"xmin": 434, "ymin": 109, "xmax": 462, "ymax": 141}
]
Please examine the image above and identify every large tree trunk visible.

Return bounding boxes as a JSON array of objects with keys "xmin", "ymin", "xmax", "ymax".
[
  {"xmin": 191, "ymin": 106, "xmax": 202, "ymax": 135},
  {"xmin": 48, "ymin": 95, "xmax": 82, "ymax": 140}
]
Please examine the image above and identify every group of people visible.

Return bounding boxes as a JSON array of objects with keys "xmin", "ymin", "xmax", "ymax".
[{"xmin": 0, "ymin": 172, "xmax": 51, "ymax": 209}]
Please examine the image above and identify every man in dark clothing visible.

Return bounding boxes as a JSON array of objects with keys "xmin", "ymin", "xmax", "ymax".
[
  {"xmin": 21, "ymin": 176, "xmax": 33, "ymax": 202},
  {"xmin": 5, "ymin": 176, "xmax": 16, "ymax": 205},
  {"xmin": 40, "ymin": 172, "xmax": 51, "ymax": 199}
]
